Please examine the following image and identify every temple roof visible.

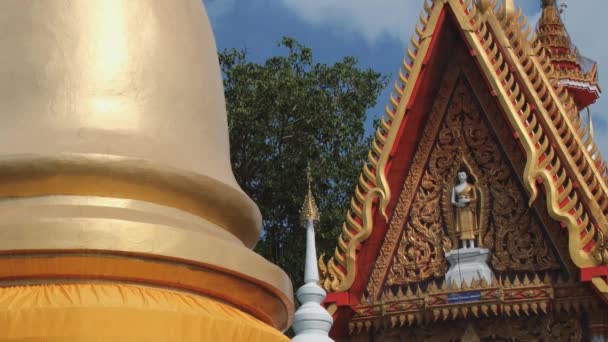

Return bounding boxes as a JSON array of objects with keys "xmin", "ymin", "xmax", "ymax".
[{"xmin": 320, "ymin": 0, "xmax": 608, "ymax": 335}]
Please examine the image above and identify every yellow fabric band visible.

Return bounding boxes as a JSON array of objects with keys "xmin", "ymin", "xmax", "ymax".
[{"xmin": 0, "ymin": 283, "xmax": 288, "ymax": 341}]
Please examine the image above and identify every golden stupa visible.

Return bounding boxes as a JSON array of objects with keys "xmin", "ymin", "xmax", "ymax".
[{"xmin": 0, "ymin": 1, "xmax": 293, "ymax": 340}]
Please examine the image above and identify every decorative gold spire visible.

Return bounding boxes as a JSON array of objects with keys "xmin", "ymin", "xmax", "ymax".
[
  {"xmin": 537, "ymin": 0, "xmax": 601, "ymax": 108},
  {"xmin": 538, "ymin": 0, "xmax": 570, "ymax": 53},
  {"xmin": 542, "ymin": 0, "xmax": 554, "ymax": 7},
  {"xmin": 300, "ymin": 165, "xmax": 320, "ymax": 226},
  {"xmin": 475, "ymin": 0, "xmax": 493, "ymax": 12},
  {"xmin": 503, "ymin": 0, "xmax": 515, "ymax": 21}
]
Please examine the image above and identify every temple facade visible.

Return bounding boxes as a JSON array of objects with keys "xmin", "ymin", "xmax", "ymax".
[{"xmin": 319, "ymin": 0, "xmax": 608, "ymax": 340}]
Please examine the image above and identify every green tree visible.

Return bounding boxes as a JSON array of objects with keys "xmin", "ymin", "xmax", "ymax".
[{"xmin": 219, "ymin": 37, "xmax": 386, "ymax": 286}]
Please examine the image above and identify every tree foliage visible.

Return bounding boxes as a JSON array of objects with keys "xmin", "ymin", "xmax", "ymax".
[{"xmin": 219, "ymin": 37, "xmax": 386, "ymax": 286}]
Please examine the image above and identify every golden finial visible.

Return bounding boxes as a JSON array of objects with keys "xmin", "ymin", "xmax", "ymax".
[
  {"xmin": 475, "ymin": 0, "xmax": 493, "ymax": 12},
  {"xmin": 300, "ymin": 164, "xmax": 320, "ymax": 226},
  {"xmin": 541, "ymin": 0, "xmax": 555, "ymax": 8},
  {"xmin": 503, "ymin": 0, "xmax": 515, "ymax": 21}
]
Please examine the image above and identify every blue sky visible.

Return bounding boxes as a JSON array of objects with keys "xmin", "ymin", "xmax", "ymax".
[{"xmin": 206, "ymin": 0, "xmax": 608, "ymax": 157}]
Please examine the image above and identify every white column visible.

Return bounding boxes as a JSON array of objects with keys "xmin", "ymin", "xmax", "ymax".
[
  {"xmin": 292, "ymin": 218, "xmax": 334, "ymax": 341},
  {"xmin": 304, "ymin": 218, "xmax": 319, "ymax": 284}
]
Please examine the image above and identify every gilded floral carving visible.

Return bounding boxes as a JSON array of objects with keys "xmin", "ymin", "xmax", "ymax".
[
  {"xmin": 386, "ymin": 79, "xmax": 559, "ymax": 286},
  {"xmin": 355, "ymin": 314, "xmax": 582, "ymax": 342},
  {"xmin": 363, "ymin": 59, "xmax": 462, "ymax": 298}
]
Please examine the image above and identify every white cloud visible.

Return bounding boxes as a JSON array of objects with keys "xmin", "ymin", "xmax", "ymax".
[
  {"xmin": 277, "ymin": 0, "xmax": 419, "ymax": 44},
  {"xmin": 278, "ymin": 0, "xmax": 608, "ymax": 155},
  {"xmin": 261, "ymin": 0, "xmax": 608, "ymax": 155},
  {"xmin": 276, "ymin": 1, "xmax": 545, "ymax": 45}
]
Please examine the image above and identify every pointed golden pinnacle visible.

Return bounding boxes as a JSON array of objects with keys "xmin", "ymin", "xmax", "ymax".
[{"xmin": 300, "ymin": 165, "xmax": 320, "ymax": 226}]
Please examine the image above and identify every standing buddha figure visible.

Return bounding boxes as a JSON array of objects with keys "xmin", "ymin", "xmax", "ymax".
[{"xmin": 451, "ymin": 171, "xmax": 479, "ymax": 249}]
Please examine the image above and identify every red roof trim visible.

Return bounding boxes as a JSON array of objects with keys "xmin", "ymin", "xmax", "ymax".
[{"xmin": 328, "ymin": 9, "xmax": 464, "ymax": 338}]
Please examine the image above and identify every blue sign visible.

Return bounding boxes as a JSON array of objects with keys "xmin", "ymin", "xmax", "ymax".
[{"xmin": 447, "ymin": 291, "xmax": 482, "ymax": 304}]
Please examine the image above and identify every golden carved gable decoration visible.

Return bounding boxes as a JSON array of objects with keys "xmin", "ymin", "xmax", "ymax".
[
  {"xmin": 385, "ymin": 77, "xmax": 560, "ymax": 287},
  {"xmin": 354, "ymin": 314, "xmax": 583, "ymax": 342},
  {"xmin": 320, "ymin": 0, "xmax": 608, "ymax": 299}
]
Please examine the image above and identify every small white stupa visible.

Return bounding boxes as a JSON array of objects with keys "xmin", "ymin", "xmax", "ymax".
[{"xmin": 292, "ymin": 169, "xmax": 334, "ymax": 342}]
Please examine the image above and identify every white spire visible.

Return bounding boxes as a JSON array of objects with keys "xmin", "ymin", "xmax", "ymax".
[{"xmin": 292, "ymin": 167, "xmax": 334, "ymax": 342}]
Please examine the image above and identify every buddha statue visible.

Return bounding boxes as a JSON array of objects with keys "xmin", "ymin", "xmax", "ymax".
[
  {"xmin": 445, "ymin": 171, "xmax": 493, "ymax": 286},
  {"xmin": 451, "ymin": 171, "xmax": 480, "ymax": 249}
]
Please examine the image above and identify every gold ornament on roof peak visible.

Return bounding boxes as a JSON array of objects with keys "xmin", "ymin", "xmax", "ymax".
[
  {"xmin": 300, "ymin": 165, "xmax": 320, "ymax": 226},
  {"xmin": 475, "ymin": 0, "xmax": 493, "ymax": 12},
  {"xmin": 542, "ymin": 0, "xmax": 555, "ymax": 7},
  {"xmin": 502, "ymin": 0, "xmax": 516, "ymax": 21},
  {"xmin": 539, "ymin": 0, "xmax": 564, "ymax": 27}
]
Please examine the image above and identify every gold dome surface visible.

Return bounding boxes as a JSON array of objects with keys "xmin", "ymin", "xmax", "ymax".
[
  {"xmin": 0, "ymin": 0, "xmax": 261, "ymax": 245},
  {"xmin": 0, "ymin": 0, "xmax": 294, "ymax": 333},
  {"xmin": 0, "ymin": 0, "xmax": 231, "ymax": 182}
]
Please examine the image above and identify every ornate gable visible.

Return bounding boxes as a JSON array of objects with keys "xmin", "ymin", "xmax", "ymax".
[
  {"xmin": 321, "ymin": 0, "xmax": 608, "ymax": 338},
  {"xmin": 380, "ymin": 68, "xmax": 562, "ymax": 293},
  {"xmin": 358, "ymin": 50, "xmax": 584, "ymax": 326}
]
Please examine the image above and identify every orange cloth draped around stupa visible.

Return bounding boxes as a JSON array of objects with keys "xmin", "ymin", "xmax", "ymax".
[{"xmin": 0, "ymin": 284, "xmax": 289, "ymax": 342}]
